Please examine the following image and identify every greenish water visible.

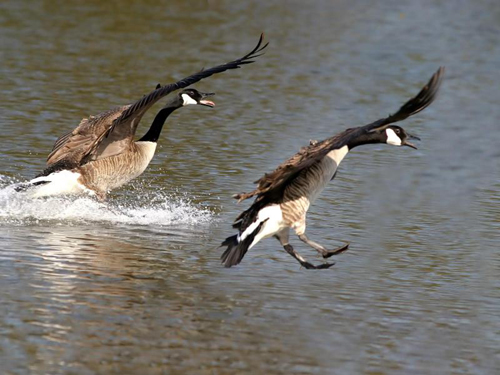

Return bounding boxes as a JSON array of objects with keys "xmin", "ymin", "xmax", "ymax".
[{"xmin": 1, "ymin": 1, "xmax": 499, "ymax": 374}]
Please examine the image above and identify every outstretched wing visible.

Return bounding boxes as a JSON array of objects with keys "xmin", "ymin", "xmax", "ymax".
[
  {"xmin": 363, "ymin": 67, "xmax": 444, "ymax": 133},
  {"xmin": 233, "ymin": 133, "xmax": 350, "ymax": 202},
  {"xmin": 105, "ymin": 34, "xmax": 268, "ymax": 139},
  {"xmin": 234, "ymin": 67, "xmax": 444, "ymax": 203},
  {"xmin": 46, "ymin": 34, "xmax": 268, "ymax": 169}
]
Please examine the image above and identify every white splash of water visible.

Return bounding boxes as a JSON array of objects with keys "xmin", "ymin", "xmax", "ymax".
[{"xmin": 0, "ymin": 175, "xmax": 214, "ymax": 226}]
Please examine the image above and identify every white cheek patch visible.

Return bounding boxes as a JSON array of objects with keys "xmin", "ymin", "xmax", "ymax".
[
  {"xmin": 181, "ymin": 94, "xmax": 197, "ymax": 106},
  {"xmin": 386, "ymin": 128, "xmax": 402, "ymax": 146}
]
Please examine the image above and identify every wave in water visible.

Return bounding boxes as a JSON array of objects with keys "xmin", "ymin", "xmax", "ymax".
[{"xmin": 0, "ymin": 175, "xmax": 214, "ymax": 226}]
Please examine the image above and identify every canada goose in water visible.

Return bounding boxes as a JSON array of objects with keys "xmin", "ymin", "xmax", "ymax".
[
  {"xmin": 21, "ymin": 35, "xmax": 268, "ymax": 200},
  {"xmin": 221, "ymin": 67, "xmax": 444, "ymax": 269}
]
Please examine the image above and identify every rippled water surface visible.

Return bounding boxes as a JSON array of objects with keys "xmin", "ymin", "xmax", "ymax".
[{"xmin": 1, "ymin": 1, "xmax": 499, "ymax": 374}]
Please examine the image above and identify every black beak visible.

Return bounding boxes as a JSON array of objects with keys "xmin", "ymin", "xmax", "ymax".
[
  {"xmin": 198, "ymin": 92, "xmax": 215, "ymax": 108},
  {"xmin": 403, "ymin": 133, "xmax": 420, "ymax": 150}
]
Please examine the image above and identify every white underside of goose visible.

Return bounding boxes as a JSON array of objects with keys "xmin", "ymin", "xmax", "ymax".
[{"xmin": 28, "ymin": 170, "xmax": 93, "ymax": 198}]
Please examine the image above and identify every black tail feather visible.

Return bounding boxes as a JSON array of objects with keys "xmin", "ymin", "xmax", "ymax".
[
  {"xmin": 220, "ymin": 235, "xmax": 242, "ymax": 267},
  {"xmin": 220, "ymin": 220, "xmax": 266, "ymax": 268},
  {"xmin": 13, "ymin": 180, "xmax": 49, "ymax": 192}
]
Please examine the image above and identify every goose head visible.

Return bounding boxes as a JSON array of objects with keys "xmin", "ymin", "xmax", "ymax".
[
  {"xmin": 384, "ymin": 126, "xmax": 420, "ymax": 149},
  {"xmin": 179, "ymin": 88, "xmax": 215, "ymax": 108}
]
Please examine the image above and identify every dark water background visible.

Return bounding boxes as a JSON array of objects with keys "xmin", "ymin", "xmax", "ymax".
[{"xmin": 1, "ymin": 1, "xmax": 499, "ymax": 374}]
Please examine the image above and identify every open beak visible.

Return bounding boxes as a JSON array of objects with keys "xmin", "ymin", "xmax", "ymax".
[
  {"xmin": 198, "ymin": 92, "xmax": 215, "ymax": 108},
  {"xmin": 403, "ymin": 133, "xmax": 420, "ymax": 150}
]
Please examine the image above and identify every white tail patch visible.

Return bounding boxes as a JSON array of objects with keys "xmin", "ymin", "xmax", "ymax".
[
  {"xmin": 236, "ymin": 205, "xmax": 284, "ymax": 249},
  {"xmin": 28, "ymin": 170, "xmax": 93, "ymax": 198},
  {"xmin": 237, "ymin": 220, "xmax": 258, "ymax": 242}
]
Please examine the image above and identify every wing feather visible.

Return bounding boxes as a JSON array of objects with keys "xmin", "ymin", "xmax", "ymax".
[
  {"xmin": 46, "ymin": 107, "xmax": 127, "ymax": 167},
  {"xmin": 363, "ymin": 67, "xmax": 444, "ymax": 132},
  {"xmin": 234, "ymin": 132, "xmax": 350, "ymax": 202},
  {"xmin": 94, "ymin": 33, "xmax": 269, "ymax": 155}
]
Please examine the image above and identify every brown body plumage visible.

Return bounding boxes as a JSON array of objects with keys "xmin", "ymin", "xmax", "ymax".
[
  {"xmin": 281, "ymin": 146, "xmax": 348, "ymax": 228},
  {"xmin": 76, "ymin": 141, "xmax": 157, "ymax": 199}
]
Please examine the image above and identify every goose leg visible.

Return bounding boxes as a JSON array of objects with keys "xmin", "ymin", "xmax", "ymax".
[
  {"xmin": 283, "ymin": 244, "xmax": 335, "ymax": 269},
  {"xmin": 298, "ymin": 234, "xmax": 349, "ymax": 259},
  {"xmin": 275, "ymin": 229, "xmax": 333, "ymax": 269}
]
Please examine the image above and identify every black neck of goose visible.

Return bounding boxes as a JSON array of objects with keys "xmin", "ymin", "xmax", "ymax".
[
  {"xmin": 345, "ymin": 129, "xmax": 386, "ymax": 150},
  {"xmin": 138, "ymin": 96, "xmax": 183, "ymax": 142}
]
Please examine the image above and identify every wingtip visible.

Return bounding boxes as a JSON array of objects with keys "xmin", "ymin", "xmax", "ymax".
[
  {"xmin": 249, "ymin": 33, "xmax": 268, "ymax": 57},
  {"xmin": 430, "ymin": 66, "xmax": 445, "ymax": 88},
  {"xmin": 258, "ymin": 33, "xmax": 269, "ymax": 48},
  {"xmin": 257, "ymin": 32, "xmax": 265, "ymax": 47},
  {"xmin": 425, "ymin": 66, "xmax": 445, "ymax": 99},
  {"xmin": 436, "ymin": 66, "xmax": 445, "ymax": 87},
  {"xmin": 366, "ymin": 66, "xmax": 445, "ymax": 133},
  {"xmin": 432, "ymin": 66, "xmax": 445, "ymax": 81}
]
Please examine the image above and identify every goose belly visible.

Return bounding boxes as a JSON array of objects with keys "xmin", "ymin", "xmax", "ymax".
[
  {"xmin": 308, "ymin": 146, "xmax": 348, "ymax": 203},
  {"xmin": 79, "ymin": 142, "xmax": 157, "ymax": 192},
  {"xmin": 280, "ymin": 146, "xmax": 348, "ymax": 224}
]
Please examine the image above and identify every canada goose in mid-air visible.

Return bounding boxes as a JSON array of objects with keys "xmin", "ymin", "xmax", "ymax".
[
  {"xmin": 221, "ymin": 67, "xmax": 444, "ymax": 269},
  {"xmin": 20, "ymin": 35, "xmax": 268, "ymax": 200}
]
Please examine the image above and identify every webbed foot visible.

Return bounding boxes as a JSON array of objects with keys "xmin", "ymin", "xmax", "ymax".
[{"xmin": 322, "ymin": 243, "xmax": 350, "ymax": 259}]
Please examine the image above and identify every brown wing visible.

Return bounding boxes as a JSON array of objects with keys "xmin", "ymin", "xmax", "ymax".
[
  {"xmin": 46, "ymin": 106, "xmax": 129, "ymax": 168},
  {"xmin": 50, "ymin": 129, "xmax": 74, "ymax": 153},
  {"xmin": 234, "ymin": 67, "xmax": 444, "ymax": 203},
  {"xmin": 234, "ymin": 131, "xmax": 352, "ymax": 202},
  {"xmin": 46, "ymin": 34, "xmax": 268, "ymax": 169}
]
